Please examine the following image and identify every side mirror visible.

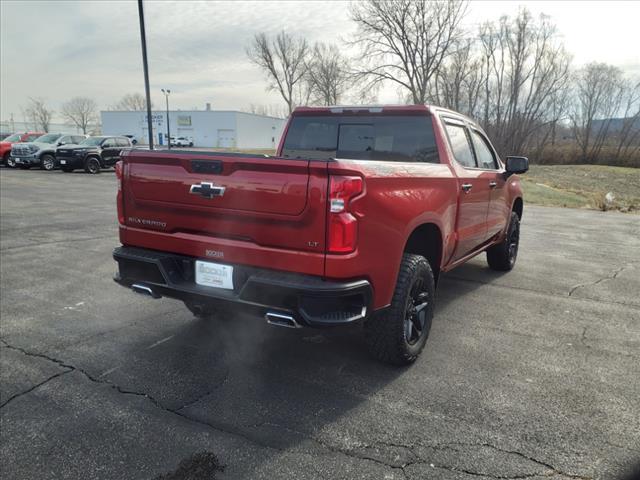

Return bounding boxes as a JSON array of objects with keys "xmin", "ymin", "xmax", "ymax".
[
  {"xmin": 505, "ymin": 156, "xmax": 529, "ymax": 176},
  {"xmin": 57, "ymin": 141, "xmax": 65, "ymax": 146}
]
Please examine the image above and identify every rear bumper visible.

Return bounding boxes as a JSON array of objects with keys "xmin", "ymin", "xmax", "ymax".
[{"xmin": 113, "ymin": 246, "xmax": 372, "ymax": 327}]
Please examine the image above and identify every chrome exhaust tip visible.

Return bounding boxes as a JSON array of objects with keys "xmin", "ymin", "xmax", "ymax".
[
  {"xmin": 131, "ymin": 283, "xmax": 161, "ymax": 299},
  {"xmin": 265, "ymin": 312, "xmax": 301, "ymax": 329}
]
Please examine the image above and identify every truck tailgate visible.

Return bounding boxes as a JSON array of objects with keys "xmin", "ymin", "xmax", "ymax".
[{"xmin": 120, "ymin": 150, "xmax": 328, "ymax": 275}]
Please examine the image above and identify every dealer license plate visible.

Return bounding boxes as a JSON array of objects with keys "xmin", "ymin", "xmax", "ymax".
[{"xmin": 195, "ymin": 260, "xmax": 233, "ymax": 290}]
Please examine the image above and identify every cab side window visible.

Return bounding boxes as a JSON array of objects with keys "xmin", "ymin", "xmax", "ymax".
[
  {"xmin": 470, "ymin": 130, "xmax": 498, "ymax": 170},
  {"xmin": 444, "ymin": 122, "xmax": 476, "ymax": 168}
]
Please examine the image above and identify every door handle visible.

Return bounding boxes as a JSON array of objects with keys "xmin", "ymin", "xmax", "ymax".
[
  {"xmin": 489, "ymin": 181, "xmax": 497, "ymax": 189},
  {"xmin": 461, "ymin": 183, "xmax": 473, "ymax": 193}
]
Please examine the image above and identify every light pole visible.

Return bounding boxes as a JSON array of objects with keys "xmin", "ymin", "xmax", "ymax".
[
  {"xmin": 161, "ymin": 88, "xmax": 171, "ymax": 149},
  {"xmin": 137, "ymin": 0, "xmax": 154, "ymax": 149}
]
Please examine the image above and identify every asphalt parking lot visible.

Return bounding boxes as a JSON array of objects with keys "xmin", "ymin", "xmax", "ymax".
[{"xmin": 1, "ymin": 167, "xmax": 638, "ymax": 480}]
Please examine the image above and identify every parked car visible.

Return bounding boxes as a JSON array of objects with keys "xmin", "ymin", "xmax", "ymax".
[
  {"xmin": 123, "ymin": 134, "xmax": 138, "ymax": 145},
  {"xmin": 56, "ymin": 136, "xmax": 132, "ymax": 174},
  {"xmin": 1, "ymin": 132, "xmax": 45, "ymax": 166},
  {"xmin": 10, "ymin": 133, "xmax": 87, "ymax": 170},
  {"xmin": 170, "ymin": 136, "xmax": 193, "ymax": 147},
  {"xmin": 112, "ymin": 104, "xmax": 528, "ymax": 365}
]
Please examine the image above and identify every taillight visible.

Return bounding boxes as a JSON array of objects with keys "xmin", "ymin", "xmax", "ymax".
[
  {"xmin": 327, "ymin": 175, "xmax": 363, "ymax": 253},
  {"xmin": 115, "ymin": 161, "xmax": 124, "ymax": 225}
]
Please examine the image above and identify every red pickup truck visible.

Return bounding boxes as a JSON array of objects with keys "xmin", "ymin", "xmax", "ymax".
[{"xmin": 113, "ymin": 105, "xmax": 528, "ymax": 365}]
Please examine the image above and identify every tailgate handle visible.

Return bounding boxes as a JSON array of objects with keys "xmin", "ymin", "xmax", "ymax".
[
  {"xmin": 191, "ymin": 160, "xmax": 223, "ymax": 174},
  {"xmin": 190, "ymin": 182, "xmax": 226, "ymax": 199}
]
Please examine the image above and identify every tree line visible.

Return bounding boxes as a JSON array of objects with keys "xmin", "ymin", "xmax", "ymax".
[
  {"xmin": 19, "ymin": 93, "xmax": 152, "ymax": 135},
  {"xmin": 247, "ymin": 0, "xmax": 639, "ymax": 165}
]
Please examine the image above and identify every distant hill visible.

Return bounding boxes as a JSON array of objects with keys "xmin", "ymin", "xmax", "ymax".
[{"xmin": 592, "ymin": 117, "xmax": 640, "ymax": 133}]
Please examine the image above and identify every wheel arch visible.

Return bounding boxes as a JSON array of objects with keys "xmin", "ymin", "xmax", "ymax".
[
  {"xmin": 512, "ymin": 197, "xmax": 523, "ymax": 220},
  {"xmin": 403, "ymin": 223, "xmax": 443, "ymax": 284},
  {"xmin": 84, "ymin": 154, "xmax": 102, "ymax": 166}
]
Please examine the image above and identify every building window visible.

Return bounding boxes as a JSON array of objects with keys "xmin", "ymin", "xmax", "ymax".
[{"xmin": 177, "ymin": 115, "xmax": 192, "ymax": 126}]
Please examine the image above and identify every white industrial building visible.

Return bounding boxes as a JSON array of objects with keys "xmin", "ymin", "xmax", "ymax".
[{"xmin": 101, "ymin": 108, "xmax": 286, "ymax": 149}]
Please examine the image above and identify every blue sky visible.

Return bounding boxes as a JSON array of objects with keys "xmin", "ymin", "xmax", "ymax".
[{"xmin": 1, "ymin": 0, "xmax": 639, "ymax": 122}]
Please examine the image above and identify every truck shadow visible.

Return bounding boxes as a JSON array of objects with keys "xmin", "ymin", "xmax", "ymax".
[{"xmin": 126, "ymin": 259, "xmax": 510, "ymax": 477}]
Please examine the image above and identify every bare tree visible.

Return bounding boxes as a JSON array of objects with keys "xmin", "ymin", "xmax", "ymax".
[
  {"xmin": 113, "ymin": 93, "xmax": 152, "ymax": 110},
  {"xmin": 23, "ymin": 98, "xmax": 53, "ymax": 132},
  {"xmin": 349, "ymin": 0, "xmax": 468, "ymax": 104},
  {"xmin": 305, "ymin": 43, "xmax": 350, "ymax": 106},
  {"xmin": 243, "ymin": 103, "xmax": 288, "ymax": 118},
  {"xmin": 614, "ymin": 79, "xmax": 640, "ymax": 159},
  {"xmin": 61, "ymin": 97, "xmax": 98, "ymax": 134},
  {"xmin": 569, "ymin": 63, "xmax": 626, "ymax": 161},
  {"xmin": 247, "ymin": 31, "xmax": 309, "ymax": 114},
  {"xmin": 431, "ymin": 38, "xmax": 485, "ymax": 117},
  {"xmin": 477, "ymin": 10, "xmax": 571, "ymax": 156}
]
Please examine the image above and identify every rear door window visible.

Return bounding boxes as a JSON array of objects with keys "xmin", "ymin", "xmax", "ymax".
[
  {"xmin": 116, "ymin": 138, "xmax": 130, "ymax": 147},
  {"xmin": 282, "ymin": 115, "xmax": 439, "ymax": 163},
  {"xmin": 444, "ymin": 123, "xmax": 476, "ymax": 168},
  {"xmin": 470, "ymin": 130, "xmax": 498, "ymax": 170}
]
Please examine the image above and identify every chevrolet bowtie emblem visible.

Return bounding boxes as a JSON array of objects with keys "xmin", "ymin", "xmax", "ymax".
[{"xmin": 189, "ymin": 182, "xmax": 226, "ymax": 199}]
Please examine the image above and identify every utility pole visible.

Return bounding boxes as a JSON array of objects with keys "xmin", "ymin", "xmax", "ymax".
[
  {"xmin": 161, "ymin": 89, "xmax": 171, "ymax": 149},
  {"xmin": 137, "ymin": 0, "xmax": 154, "ymax": 149}
]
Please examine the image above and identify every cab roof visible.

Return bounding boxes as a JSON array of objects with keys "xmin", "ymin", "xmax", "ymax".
[
  {"xmin": 293, "ymin": 104, "xmax": 433, "ymax": 115},
  {"xmin": 292, "ymin": 104, "xmax": 480, "ymax": 128}
]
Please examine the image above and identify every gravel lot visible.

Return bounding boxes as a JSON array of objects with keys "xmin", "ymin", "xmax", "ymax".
[{"xmin": 1, "ymin": 167, "xmax": 639, "ymax": 479}]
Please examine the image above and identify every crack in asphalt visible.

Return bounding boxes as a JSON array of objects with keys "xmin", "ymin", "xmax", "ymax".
[
  {"xmin": 580, "ymin": 327, "xmax": 590, "ymax": 349},
  {"xmin": 445, "ymin": 274, "xmax": 639, "ymax": 309},
  {"xmin": 568, "ymin": 264, "xmax": 633, "ymax": 297},
  {"xmin": 0, "ymin": 339, "xmax": 593, "ymax": 480},
  {"xmin": 0, "ymin": 338, "xmax": 283, "ymax": 454},
  {"xmin": 367, "ymin": 440, "xmax": 593, "ymax": 480},
  {"xmin": 0, "ymin": 369, "xmax": 73, "ymax": 409}
]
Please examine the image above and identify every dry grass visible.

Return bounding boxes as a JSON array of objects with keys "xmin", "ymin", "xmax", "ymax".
[
  {"xmin": 521, "ymin": 165, "xmax": 640, "ymax": 213},
  {"xmin": 535, "ymin": 144, "xmax": 639, "ymax": 168}
]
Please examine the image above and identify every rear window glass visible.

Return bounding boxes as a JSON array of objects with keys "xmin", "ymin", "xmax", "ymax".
[
  {"xmin": 282, "ymin": 115, "xmax": 439, "ymax": 163},
  {"xmin": 444, "ymin": 123, "xmax": 476, "ymax": 168}
]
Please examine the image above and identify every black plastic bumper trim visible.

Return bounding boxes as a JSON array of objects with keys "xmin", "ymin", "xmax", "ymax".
[{"xmin": 113, "ymin": 246, "xmax": 372, "ymax": 327}]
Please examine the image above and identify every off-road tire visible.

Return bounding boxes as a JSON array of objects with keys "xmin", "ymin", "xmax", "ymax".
[
  {"xmin": 40, "ymin": 154, "xmax": 55, "ymax": 171},
  {"xmin": 487, "ymin": 212, "xmax": 520, "ymax": 271},
  {"xmin": 84, "ymin": 157, "xmax": 101, "ymax": 174},
  {"xmin": 364, "ymin": 253, "xmax": 435, "ymax": 366},
  {"xmin": 2, "ymin": 152, "xmax": 9, "ymax": 166}
]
